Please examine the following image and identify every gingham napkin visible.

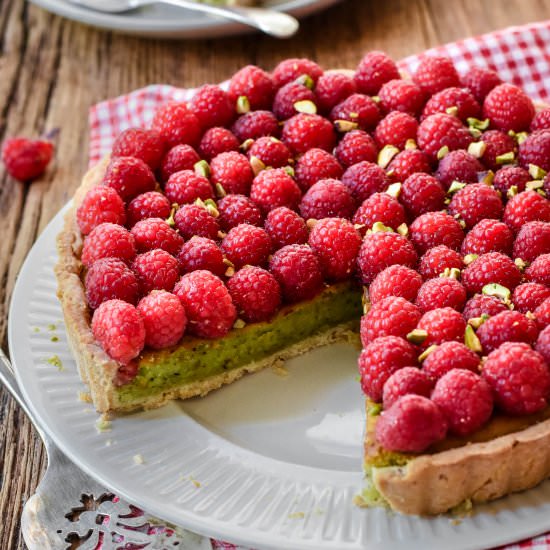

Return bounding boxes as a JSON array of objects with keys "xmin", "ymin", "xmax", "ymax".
[{"xmin": 88, "ymin": 20, "xmax": 550, "ymax": 550}]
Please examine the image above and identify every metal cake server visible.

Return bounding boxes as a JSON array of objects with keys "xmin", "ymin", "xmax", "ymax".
[{"xmin": 0, "ymin": 347, "xmax": 212, "ymax": 550}]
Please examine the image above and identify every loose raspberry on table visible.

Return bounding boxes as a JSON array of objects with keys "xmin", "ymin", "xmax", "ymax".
[
  {"xmin": 409, "ymin": 211, "xmax": 464, "ymax": 254},
  {"xmin": 386, "ymin": 149, "xmax": 432, "ymax": 183},
  {"xmin": 531, "ymin": 108, "xmax": 550, "ymax": 132},
  {"xmin": 462, "ymin": 293, "xmax": 509, "ymax": 321},
  {"xmin": 448, "ymin": 183, "xmax": 503, "ymax": 229},
  {"xmin": 417, "ymin": 307, "xmax": 467, "ymax": 347},
  {"xmin": 375, "ymin": 394, "xmax": 448, "ymax": 453},
  {"xmin": 417, "ymin": 113, "xmax": 473, "ymax": 162},
  {"xmin": 164, "ymin": 170, "xmax": 213, "ymax": 205},
  {"xmin": 85, "ymin": 258, "xmax": 139, "ymax": 309},
  {"xmin": 91, "ymin": 300, "xmax": 145, "ymax": 364},
  {"xmin": 479, "ymin": 130, "xmax": 516, "ymax": 171},
  {"xmin": 102, "ymin": 156, "xmax": 156, "ymax": 202},
  {"xmin": 231, "ymin": 110, "xmax": 280, "ymax": 142},
  {"xmin": 360, "ymin": 296, "xmax": 422, "ymax": 344},
  {"xmin": 77, "ymin": 186, "xmax": 126, "ymax": 235},
  {"xmin": 300, "ymin": 178, "xmax": 356, "ymax": 220},
  {"xmin": 81, "ymin": 223, "xmax": 136, "ymax": 267},
  {"xmin": 352, "ymin": 192, "xmax": 406, "ymax": 231},
  {"xmin": 482, "ymin": 83, "xmax": 535, "ymax": 132},
  {"xmin": 422, "ymin": 341, "xmax": 480, "ymax": 380},
  {"xmin": 190, "ymin": 84, "xmax": 235, "ymax": 129},
  {"xmin": 281, "ymin": 113, "xmax": 336, "ymax": 155},
  {"xmin": 217, "ymin": 194, "xmax": 262, "ymax": 231},
  {"xmin": 354, "ymin": 51, "xmax": 400, "ymax": 95},
  {"xmin": 536, "ymin": 325, "xmax": 550, "ymax": 364},
  {"xmin": 526, "ymin": 254, "xmax": 550, "ymax": 286},
  {"xmin": 314, "ymin": 72, "xmax": 357, "ymax": 113},
  {"xmin": 431, "ymin": 369, "xmax": 493, "ymax": 436},
  {"xmin": 151, "ymin": 101, "xmax": 201, "ymax": 149},
  {"xmin": 137, "ymin": 290, "xmax": 187, "ymax": 349},
  {"xmin": 413, "ymin": 56, "xmax": 460, "ymax": 95},
  {"xmin": 382, "ymin": 367, "xmax": 434, "ymax": 410},
  {"xmin": 174, "ymin": 270, "xmax": 237, "ymax": 339},
  {"xmin": 178, "ymin": 236, "xmax": 225, "ymax": 277},
  {"xmin": 368, "ymin": 265, "xmax": 423, "ymax": 305},
  {"xmin": 221, "ymin": 223, "xmax": 272, "ymax": 269},
  {"xmin": 330, "ymin": 93, "xmax": 381, "ymax": 130},
  {"xmin": 271, "ymin": 57, "xmax": 323, "ymax": 89},
  {"xmin": 174, "ymin": 203, "xmax": 220, "ymax": 240},
  {"xmin": 159, "ymin": 144, "xmax": 201, "ymax": 182},
  {"xmin": 512, "ymin": 283, "xmax": 550, "ymax": 314},
  {"xmin": 378, "ymin": 79, "xmax": 426, "ymax": 116},
  {"xmin": 358, "ymin": 335, "xmax": 417, "ymax": 401},
  {"xmin": 131, "ymin": 217, "xmax": 183, "ymax": 255},
  {"xmin": 268, "ymin": 244, "xmax": 324, "ymax": 303},
  {"xmin": 482, "ymin": 342, "xmax": 550, "ymax": 415},
  {"xmin": 461, "ymin": 251, "xmax": 521, "ymax": 294},
  {"xmin": 2, "ymin": 137, "xmax": 54, "ymax": 181},
  {"xmin": 248, "ymin": 137, "xmax": 291, "ymax": 169},
  {"xmin": 272, "ymin": 82, "xmax": 317, "ymax": 121},
  {"xmin": 461, "ymin": 66, "xmax": 501, "ymax": 103},
  {"xmin": 131, "ymin": 249, "xmax": 180, "ymax": 294},
  {"xmin": 535, "ymin": 298, "xmax": 550, "ymax": 329},
  {"xmin": 294, "ymin": 148, "xmax": 343, "ymax": 192},
  {"xmin": 415, "ymin": 277, "xmax": 467, "ymax": 313},
  {"xmin": 264, "ymin": 207, "xmax": 308, "ymax": 248},
  {"xmin": 418, "ymin": 245, "xmax": 463, "ymax": 280},
  {"xmin": 228, "ymin": 65, "xmax": 275, "ymax": 110},
  {"xmin": 374, "ymin": 111, "xmax": 418, "ymax": 149},
  {"xmin": 357, "ymin": 230, "xmax": 418, "ymax": 284},
  {"xmin": 518, "ymin": 129, "xmax": 550, "ymax": 172},
  {"xmin": 477, "ymin": 310, "xmax": 538, "ymax": 353},
  {"xmin": 198, "ymin": 127, "xmax": 240, "ymax": 161},
  {"xmin": 513, "ymin": 221, "xmax": 550, "ymax": 262},
  {"xmin": 209, "ymin": 151, "xmax": 254, "ymax": 196},
  {"xmin": 334, "ymin": 130, "xmax": 377, "ymax": 168},
  {"xmin": 308, "ymin": 217, "xmax": 361, "ymax": 281},
  {"xmin": 250, "ymin": 167, "xmax": 302, "ymax": 213},
  {"xmin": 126, "ymin": 191, "xmax": 171, "ymax": 228},
  {"xmin": 226, "ymin": 265, "xmax": 282, "ymax": 323},
  {"xmin": 492, "ymin": 165, "xmax": 530, "ymax": 195},
  {"xmin": 341, "ymin": 161, "xmax": 389, "ymax": 203},
  {"xmin": 400, "ymin": 173, "xmax": 446, "ymax": 218},
  {"xmin": 112, "ymin": 128, "xmax": 165, "ymax": 171},
  {"xmin": 460, "ymin": 219, "xmax": 514, "ymax": 256},
  {"xmin": 503, "ymin": 190, "xmax": 550, "ymax": 233},
  {"xmin": 422, "ymin": 87, "xmax": 481, "ymax": 122},
  {"xmin": 435, "ymin": 149, "xmax": 483, "ymax": 190}
]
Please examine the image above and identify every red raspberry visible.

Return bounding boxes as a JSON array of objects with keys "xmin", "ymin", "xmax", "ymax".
[
  {"xmin": 526, "ymin": 254, "xmax": 550, "ymax": 285},
  {"xmin": 330, "ymin": 94, "xmax": 381, "ymax": 130},
  {"xmin": 217, "ymin": 194, "xmax": 262, "ymax": 231},
  {"xmin": 308, "ymin": 218, "xmax": 361, "ymax": 281},
  {"xmin": 531, "ymin": 108, "xmax": 550, "ymax": 132},
  {"xmin": 294, "ymin": 148, "xmax": 343, "ymax": 192},
  {"xmin": 334, "ymin": 130, "xmax": 377, "ymax": 168},
  {"xmin": 77, "ymin": 186, "xmax": 126, "ymax": 235},
  {"xmin": 268, "ymin": 244, "xmax": 323, "ymax": 303},
  {"xmin": 448, "ymin": 183, "xmax": 503, "ymax": 229},
  {"xmin": 354, "ymin": 51, "xmax": 400, "ymax": 95},
  {"xmin": 272, "ymin": 82, "xmax": 317, "ymax": 120},
  {"xmin": 221, "ymin": 223, "xmax": 272, "ymax": 269},
  {"xmin": 137, "ymin": 290, "xmax": 187, "ymax": 349},
  {"xmin": 432, "ymin": 369, "xmax": 493, "ymax": 436},
  {"xmin": 228, "ymin": 65, "xmax": 275, "ymax": 110},
  {"xmin": 409, "ymin": 212, "xmax": 464, "ymax": 254},
  {"xmin": 417, "ymin": 307, "xmax": 467, "ymax": 347},
  {"xmin": 512, "ymin": 283, "xmax": 550, "ymax": 314},
  {"xmin": 131, "ymin": 249, "xmax": 180, "ymax": 294},
  {"xmin": 477, "ymin": 310, "xmax": 538, "ymax": 353},
  {"xmin": 112, "ymin": 128, "xmax": 165, "ymax": 170},
  {"xmin": 374, "ymin": 112, "xmax": 418, "ymax": 149},
  {"xmin": 386, "ymin": 149, "xmax": 432, "ymax": 182},
  {"xmin": 174, "ymin": 204, "xmax": 219, "ymax": 240},
  {"xmin": 85, "ymin": 258, "xmax": 139, "ymax": 309},
  {"xmin": 513, "ymin": 221, "xmax": 550, "ymax": 262},
  {"xmin": 131, "ymin": 217, "xmax": 183, "ymax": 255},
  {"xmin": 159, "ymin": 144, "xmax": 200, "ymax": 182},
  {"xmin": 264, "ymin": 207, "xmax": 308, "ymax": 248},
  {"xmin": 435, "ymin": 150, "xmax": 483, "ymax": 190},
  {"xmin": 536, "ymin": 325, "xmax": 550, "ymax": 364},
  {"xmin": 360, "ymin": 296, "xmax": 422, "ymax": 344},
  {"xmin": 418, "ymin": 245, "xmax": 463, "ymax": 280},
  {"xmin": 421, "ymin": 87, "xmax": 480, "ymax": 122},
  {"xmin": 382, "ymin": 367, "xmax": 434, "ymax": 410},
  {"xmin": 413, "ymin": 56, "xmax": 460, "ymax": 95},
  {"xmin": 417, "ymin": 113, "xmax": 473, "ymax": 162},
  {"xmin": 535, "ymin": 298, "xmax": 550, "ymax": 329},
  {"xmin": 250, "ymin": 168, "xmax": 302, "ymax": 213},
  {"xmin": 126, "ymin": 191, "xmax": 171, "ymax": 228},
  {"xmin": 102, "ymin": 156, "xmax": 156, "ymax": 202},
  {"xmin": 462, "ymin": 252, "xmax": 521, "ymax": 294},
  {"xmin": 151, "ymin": 101, "xmax": 201, "ymax": 148},
  {"xmin": 461, "ymin": 66, "xmax": 501, "ymax": 103},
  {"xmin": 358, "ymin": 335, "xmax": 417, "ymax": 401},
  {"xmin": 2, "ymin": 137, "xmax": 53, "ymax": 181},
  {"xmin": 415, "ymin": 277, "xmax": 467, "ymax": 313},
  {"xmin": 299, "ymin": 178, "xmax": 356, "ymax": 220},
  {"xmin": 357, "ymin": 231, "xmax": 418, "ymax": 284},
  {"xmin": 462, "ymin": 293, "xmax": 509, "ymax": 321},
  {"xmin": 178, "ymin": 236, "xmax": 225, "ymax": 277},
  {"xmin": 519, "ymin": 129, "xmax": 550, "ymax": 172},
  {"xmin": 198, "ymin": 127, "xmax": 239, "ymax": 161},
  {"xmin": 81, "ymin": 223, "xmax": 136, "ymax": 267},
  {"xmin": 368, "ymin": 265, "xmax": 423, "ymax": 304},
  {"xmin": 190, "ymin": 84, "xmax": 235, "ymax": 129},
  {"xmin": 352, "ymin": 192, "xmax": 406, "ymax": 231},
  {"xmin": 164, "ymin": 170, "xmax": 213, "ymax": 205},
  {"xmin": 282, "ymin": 113, "xmax": 336, "ymax": 155},
  {"xmin": 483, "ymin": 342, "xmax": 550, "ymax": 415},
  {"xmin": 503, "ymin": 190, "xmax": 550, "ymax": 232},
  {"xmin": 92, "ymin": 300, "xmax": 145, "ymax": 364},
  {"xmin": 226, "ymin": 265, "xmax": 281, "ymax": 322},
  {"xmin": 461, "ymin": 219, "xmax": 514, "ymax": 256},
  {"xmin": 492, "ymin": 165, "xmax": 530, "ymax": 195},
  {"xmin": 378, "ymin": 79, "xmax": 426, "ymax": 116},
  {"xmin": 209, "ymin": 151, "xmax": 254, "ymax": 195},
  {"xmin": 375, "ymin": 394, "xmax": 447, "ymax": 453},
  {"xmin": 314, "ymin": 72, "xmax": 356, "ymax": 113},
  {"xmin": 341, "ymin": 161, "xmax": 389, "ymax": 203},
  {"xmin": 174, "ymin": 270, "xmax": 237, "ymax": 339},
  {"xmin": 231, "ymin": 110, "xmax": 280, "ymax": 142},
  {"xmin": 271, "ymin": 58, "xmax": 323, "ymax": 89},
  {"xmin": 479, "ymin": 130, "xmax": 516, "ymax": 171},
  {"xmin": 248, "ymin": 137, "xmax": 291, "ymax": 169},
  {"xmin": 482, "ymin": 83, "xmax": 535, "ymax": 132},
  {"xmin": 422, "ymin": 341, "xmax": 480, "ymax": 380},
  {"xmin": 400, "ymin": 173, "xmax": 445, "ymax": 218}
]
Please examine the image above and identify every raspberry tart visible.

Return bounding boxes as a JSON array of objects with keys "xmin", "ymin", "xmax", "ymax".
[{"xmin": 55, "ymin": 53, "xmax": 550, "ymax": 516}]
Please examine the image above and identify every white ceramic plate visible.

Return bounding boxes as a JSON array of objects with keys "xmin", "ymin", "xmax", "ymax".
[
  {"xmin": 9, "ymin": 206, "xmax": 550, "ymax": 550},
  {"xmin": 28, "ymin": 0, "xmax": 343, "ymax": 38}
]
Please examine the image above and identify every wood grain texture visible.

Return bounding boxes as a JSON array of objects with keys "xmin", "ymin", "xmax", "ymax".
[{"xmin": 0, "ymin": 0, "xmax": 546, "ymax": 547}]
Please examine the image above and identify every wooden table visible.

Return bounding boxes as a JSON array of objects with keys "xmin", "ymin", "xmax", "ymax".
[{"xmin": 0, "ymin": 0, "xmax": 547, "ymax": 547}]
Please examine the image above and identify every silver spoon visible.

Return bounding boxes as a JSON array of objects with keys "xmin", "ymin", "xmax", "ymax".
[{"xmin": 66, "ymin": 0, "xmax": 300, "ymax": 38}]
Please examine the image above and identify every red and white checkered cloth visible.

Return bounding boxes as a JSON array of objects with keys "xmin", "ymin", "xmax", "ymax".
[{"xmin": 89, "ymin": 19, "xmax": 550, "ymax": 550}]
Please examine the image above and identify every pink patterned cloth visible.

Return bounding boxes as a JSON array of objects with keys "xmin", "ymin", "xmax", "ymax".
[{"xmin": 88, "ymin": 20, "xmax": 550, "ymax": 550}]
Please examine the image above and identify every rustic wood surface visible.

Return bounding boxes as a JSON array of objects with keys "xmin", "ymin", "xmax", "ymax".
[{"xmin": 0, "ymin": 0, "xmax": 548, "ymax": 547}]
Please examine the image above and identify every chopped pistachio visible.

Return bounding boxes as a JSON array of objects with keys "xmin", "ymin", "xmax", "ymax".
[
  {"xmin": 528, "ymin": 163, "xmax": 547, "ymax": 180},
  {"xmin": 404, "ymin": 138, "xmax": 417, "ymax": 150},
  {"xmin": 407, "ymin": 329, "xmax": 428, "ymax": 345},
  {"xmin": 478, "ymin": 170, "xmax": 495, "ymax": 186},
  {"xmin": 233, "ymin": 319, "xmax": 246, "ymax": 329},
  {"xmin": 96, "ymin": 417, "xmax": 112, "ymax": 433},
  {"xmin": 445, "ymin": 106, "xmax": 459, "ymax": 116},
  {"xmin": 295, "ymin": 74, "xmax": 314, "ymax": 89},
  {"xmin": 526, "ymin": 311, "xmax": 536, "ymax": 321},
  {"xmin": 240, "ymin": 138, "xmax": 254, "ymax": 152},
  {"xmin": 133, "ymin": 454, "xmax": 145, "ymax": 465},
  {"xmin": 467, "ymin": 141, "xmax": 487, "ymax": 158},
  {"xmin": 194, "ymin": 159, "xmax": 210, "ymax": 178},
  {"xmin": 306, "ymin": 218, "xmax": 318, "ymax": 229},
  {"xmin": 468, "ymin": 127, "xmax": 482, "ymax": 139},
  {"xmin": 464, "ymin": 325, "xmax": 482, "ymax": 352},
  {"xmin": 396, "ymin": 223, "xmax": 409, "ymax": 236},
  {"xmin": 467, "ymin": 117, "xmax": 490, "ymax": 131},
  {"xmin": 514, "ymin": 131, "xmax": 528, "ymax": 145},
  {"xmin": 495, "ymin": 151, "xmax": 515, "ymax": 165},
  {"xmin": 215, "ymin": 183, "xmax": 227, "ymax": 198},
  {"xmin": 377, "ymin": 145, "xmax": 399, "ymax": 168},
  {"xmin": 506, "ymin": 185, "xmax": 519, "ymax": 199},
  {"xmin": 437, "ymin": 145, "xmax": 450, "ymax": 160},
  {"xmin": 526, "ymin": 180, "xmax": 544, "ymax": 191},
  {"xmin": 385, "ymin": 182, "xmax": 402, "ymax": 198},
  {"xmin": 418, "ymin": 345, "xmax": 438, "ymax": 362},
  {"xmin": 294, "ymin": 99, "xmax": 317, "ymax": 114},
  {"xmin": 334, "ymin": 119, "xmax": 358, "ymax": 132},
  {"xmin": 448, "ymin": 181, "xmax": 466, "ymax": 194},
  {"xmin": 284, "ymin": 165, "xmax": 295, "ymax": 177},
  {"xmin": 249, "ymin": 155, "xmax": 266, "ymax": 176},
  {"xmin": 514, "ymin": 257, "xmax": 527, "ymax": 271},
  {"xmin": 370, "ymin": 221, "xmax": 394, "ymax": 233},
  {"xmin": 368, "ymin": 402, "xmax": 383, "ymax": 416},
  {"xmin": 468, "ymin": 315, "xmax": 489, "ymax": 329},
  {"xmin": 203, "ymin": 199, "xmax": 219, "ymax": 217},
  {"xmin": 440, "ymin": 267, "xmax": 461, "ymax": 279},
  {"xmin": 463, "ymin": 253, "xmax": 478, "ymax": 265},
  {"xmin": 362, "ymin": 287, "xmax": 371, "ymax": 315},
  {"xmin": 236, "ymin": 95, "xmax": 250, "ymax": 114},
  {"xmin": 482, "ymin": 283, "xmax": 511, "ymax": 303},
  {"xmin": 371, "ymin": 95, "xmax": 381, "ymax": 103}
]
